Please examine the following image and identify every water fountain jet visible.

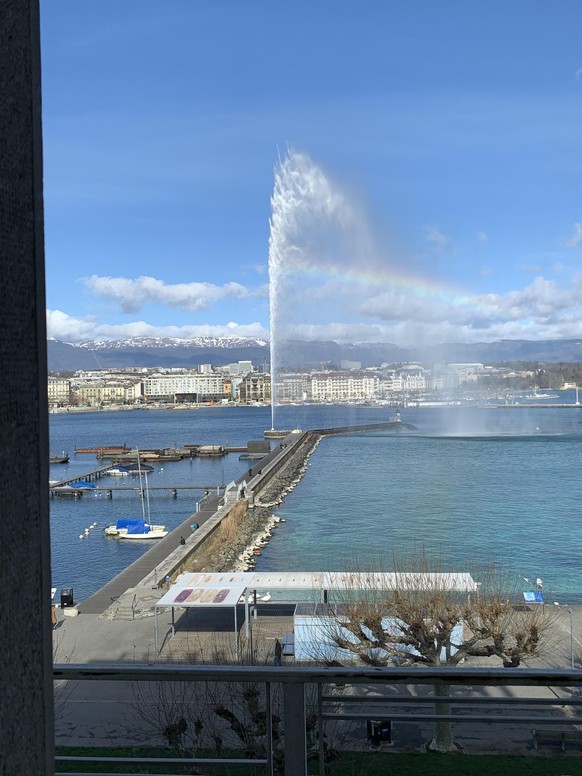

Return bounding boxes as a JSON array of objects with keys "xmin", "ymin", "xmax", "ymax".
[{"xmin": 266, "ymin": 148, "xmax": 365, "ymax": 435}]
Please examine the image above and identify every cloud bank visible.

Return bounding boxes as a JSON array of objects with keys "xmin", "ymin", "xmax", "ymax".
[
  {"xmin": 47, "ymin": 268, "xmax": 582, "ymax": 348},
  {"xmin": 47, "ymin": 309, "xmax": 268, "ymax": 343},
  {"xmin": 83, "ymin": 275, "xmax": 252, "ymax": 313}
]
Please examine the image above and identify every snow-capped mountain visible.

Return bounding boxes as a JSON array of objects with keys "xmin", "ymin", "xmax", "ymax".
[
  {"xmin": 47, "ymin": 335, "xmax": 582, "ymax": 372},
  {"xmin": 77, "ymin": 336, "xmax": 270, "ymax": 350}
]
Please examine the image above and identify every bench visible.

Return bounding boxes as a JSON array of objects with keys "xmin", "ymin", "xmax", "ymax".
[{"xmin": 532, "ymin": 729, "xmax": 582, "ymax": 751}]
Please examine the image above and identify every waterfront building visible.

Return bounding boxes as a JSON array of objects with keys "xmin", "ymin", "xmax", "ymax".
[
  {"xmin": 237, "ymin": 372, "xmax": 272, "ymax": 404},
  {"xmin": 311, "ymin": 371, "xmax": 379, "ymax": 402},
  {"xmin": 275, "ymin": 372, "xmax": 310, "ymax": 403},
  {"xmin": 384, "ymin": 368, "xmax": 426, "ymax": 393},
  {"xmin": 125, "ymin": 380, "xmax": 144, "ymax": 403},
  {"xmin": 143, "ymin": 372, "xmax": 230, "ymax": 403},
  {"xmin": 47, "ymin": 377, "xmax": 71, "ymax": 407},
  {"xmin": 72, "ymin": 381, "xmax": 130, "ymax": 407}
]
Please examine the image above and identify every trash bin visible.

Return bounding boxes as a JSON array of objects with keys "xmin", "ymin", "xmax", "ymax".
[
  {"xmin": 60, "ymin": 588, "xmax": 74, "ymax": 608},
  {"xmin": 367, "ymin": 719, "xmax": 392, "ymax": 748}
]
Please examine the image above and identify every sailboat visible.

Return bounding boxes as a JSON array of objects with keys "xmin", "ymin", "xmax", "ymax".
[
  {"xmin": 104, "ymin": 452, "xmax": 168, "ymax": 540},
  {"xmin": 528, "ymin": 386, "xmax": 558, "ymax": 400}
]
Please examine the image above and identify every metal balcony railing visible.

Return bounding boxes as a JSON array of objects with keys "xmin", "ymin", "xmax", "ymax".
[{"xmin": 54, "ymin": 663, "xmax": 582, "ymax": 775}]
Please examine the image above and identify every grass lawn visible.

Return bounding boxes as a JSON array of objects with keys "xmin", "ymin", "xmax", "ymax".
[
  {"xmin": 55, "ymin": 747, "xmax": 581, "ymax": 775},
  {"xmin": 322, "ymin": 751, "xmax": 581, "ymax": 775}
]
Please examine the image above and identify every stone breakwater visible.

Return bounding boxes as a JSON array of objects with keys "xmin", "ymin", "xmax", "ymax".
[
  {"xmin": 198, "ymin": 432, "xmax": 322, "ymax": 573},
  {"xmin": 254, "ymin": 432, "xmax": 322, "ymax": 509}
]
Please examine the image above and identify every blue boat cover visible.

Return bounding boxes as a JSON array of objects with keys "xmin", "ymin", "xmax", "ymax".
[
  {"xmin": 115, "ymin": 518, "xmax": 147, "ymax": 530},
  {"xmin": 127, "ymin": 521, "xmax": 150, "ymax": 534}
]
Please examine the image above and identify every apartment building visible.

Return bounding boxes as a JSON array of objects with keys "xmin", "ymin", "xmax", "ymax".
[
  {"xmin": 274, "ymin": 372, "xmax": 310, "ymax": 403},
  {"xmin": 73, "ymin": 382, "xmax": 128, "ymax": 406},
  {"xmin": 143, "ymin": 373, "xmax": 230, "ymax": 403},
  {"xmin": 47, "ymin": 378, "xmax": 71, "ymax": 407},
  {"xmin": 311, "ymin": 371, "xmax": 379, "ymax": 402},
  {"xmin": 237, "ymin": 372, "xmax": 272, "ymax": 404}
]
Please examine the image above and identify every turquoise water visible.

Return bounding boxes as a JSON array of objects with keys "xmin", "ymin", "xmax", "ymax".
[
  {"xmin": 49, "ymin": 402, "xmax": 582, "ymax": 601},
  {"xmin": 256, "ymin": 431, "xmax": 582, "ymax": 599}
]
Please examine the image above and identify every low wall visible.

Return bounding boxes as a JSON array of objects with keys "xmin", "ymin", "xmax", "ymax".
[
  {"xmin": 140, "ymin": 500, "xmax": 249, "ymax": 588},
  {"xmin": 140, "ymin": 433, "xmax": 310, "ymax": 587}
]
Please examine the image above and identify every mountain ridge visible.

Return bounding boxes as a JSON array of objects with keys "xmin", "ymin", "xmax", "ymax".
[{"xmin": 47, "ymin": 336, "xmax": 582, "ymax": 372}]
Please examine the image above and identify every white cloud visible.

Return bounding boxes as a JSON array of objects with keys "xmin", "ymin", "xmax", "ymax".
[
  {"xmin": 424, "ymin": 225, "xmax": 450, "ymax": 250},
  {"xmin": 47, "ymin": 308, "xmax": 268, "ymax": 343},
  {"xmin": 476, "ymin": 231, "xmax": 488, "ymax": 245},
  {"xmin": 46, "ymin": 310, "xmax": 99, "ymax": 341},
  {"xmin": 51, "ymin": 266, "xmax": 582, "ymax": 349},
  {"xmin": 83, "ymin": 275, "xmax": 252, "ymax": 313},
  {"xmin": 519, "ymin": 263, "xmax": 543, "ymax": 275},
  {"xmin": 564, "ymin": 223, "xmax": 582, "ymax": 249}
]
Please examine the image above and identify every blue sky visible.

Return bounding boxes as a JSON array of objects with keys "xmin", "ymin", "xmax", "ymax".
[{"xmin": 41, "ymin": 1, "xmax": 582, "ymax": 347}]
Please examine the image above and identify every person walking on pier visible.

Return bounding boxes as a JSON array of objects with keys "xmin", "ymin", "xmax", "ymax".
[
  {"xmin": 274, "ymin": 638, "xmax": 282, "ymax": 666},
  {"xmin": 179, "ymin": 536, "xmax": 186, "ymax": 545}
]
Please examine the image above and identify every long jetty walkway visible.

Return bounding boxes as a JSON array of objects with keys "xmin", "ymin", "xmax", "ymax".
[
  {"xmin": 74, "ymin": 420, "xmax": 414, "ymax": 616},
  {"xmin": 50, "ymin": 463, "xmax": 118, "ymax": 487},
  {"xmin": 76, "ymin": 489, "xmax": 223, "ymax": 615}
]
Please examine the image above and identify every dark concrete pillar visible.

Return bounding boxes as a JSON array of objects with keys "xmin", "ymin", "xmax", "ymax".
[{"xmin": 0, "ymin": 1, "xmax": 53, "ymax": 773}]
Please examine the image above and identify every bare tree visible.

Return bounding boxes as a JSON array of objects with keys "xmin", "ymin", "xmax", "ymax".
[
  {"xmin": 310, "ymin": 550, "xmax": 554, "ymax": 752},
  {"xmin": 131, "ymin": 632, "xmax": 286, "ymax": 771}
]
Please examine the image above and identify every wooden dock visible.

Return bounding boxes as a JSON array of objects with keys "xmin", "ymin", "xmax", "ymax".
[
  {"xmin": 50, "ymin": 484, "xmax": 224, "ymax": 499},
  {"xmin": 50, "ymin": 464, "xmax": 119, "ymax": 487},
  {"xmin": 74, "ymin": 444, "xmax": 248, "ymax": 462}
]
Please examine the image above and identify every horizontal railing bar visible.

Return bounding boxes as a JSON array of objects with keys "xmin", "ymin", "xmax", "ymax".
[
  {"xmin": 53, "ymin": 663, "xmax": 582, "ymax": 688},
  {"xmin": 56, "ymin": 755, "xmax": 268, "ymax": 765},
  {"xmin": 322, "ymin": 695, "xmax": 580, "ymax": 705},
  {"xmin": 321, "ymin": 713, "xmax": 582, "ymax": 724}
]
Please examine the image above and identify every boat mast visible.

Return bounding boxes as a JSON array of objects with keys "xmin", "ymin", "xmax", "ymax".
[
  {"xmin": 137, "ymin": 449, "xmax": 146, "ymax": 523},
  {"xmin": 144, "ymin": 471, "xmax": 152, "ymax": 527}
]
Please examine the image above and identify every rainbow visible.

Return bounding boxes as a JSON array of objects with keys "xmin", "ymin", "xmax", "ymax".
[{"xmin": 278, "ymin": 259, "xmax": 499, "ymax": 315}]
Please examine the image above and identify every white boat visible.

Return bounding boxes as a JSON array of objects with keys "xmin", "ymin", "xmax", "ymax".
[
  {"xmin": 104, "ymin": 518, "xmax": 168, "ymax": 539},
  {"xmin": 108, "ymin": 462, "xmax": 155, "ymax": 476},
  {"xmin": 104, "ymin": 453, "xmax": 168, "ymax": 539},
  {"xmin": 527, "ymin": 386, "xmax": 559, "ymax": 400}
]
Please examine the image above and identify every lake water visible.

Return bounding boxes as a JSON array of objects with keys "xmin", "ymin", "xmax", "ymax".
[{"xmin": 49, "ymin": 399, "xmax": 582, "ymax": 602}]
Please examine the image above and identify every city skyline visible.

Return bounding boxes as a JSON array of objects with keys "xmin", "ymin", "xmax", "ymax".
[{"xmin": 41, "ymin": 1, "xmax": 582, "ymax": 347}]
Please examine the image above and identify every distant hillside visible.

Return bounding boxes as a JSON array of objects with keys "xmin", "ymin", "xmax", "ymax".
[{"xmin": 46, "ymin": 336, "xmax": 582, "ymax": 372}]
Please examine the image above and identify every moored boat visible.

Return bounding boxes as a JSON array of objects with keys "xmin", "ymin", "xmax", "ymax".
[
  {"xmin": 108, "ymin": 462, "xmax": 155, "ymax": 476},
  {"xmin": 104, "ymin": 451, "xmax": 167, "ymax": 539},
  {"xmin": 104, "ymin": 518, "xmax": 168, "ymax": 539},
  {"xmin": 50, "ymin": 451, "xmax": 69, "ymax": 464}
]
